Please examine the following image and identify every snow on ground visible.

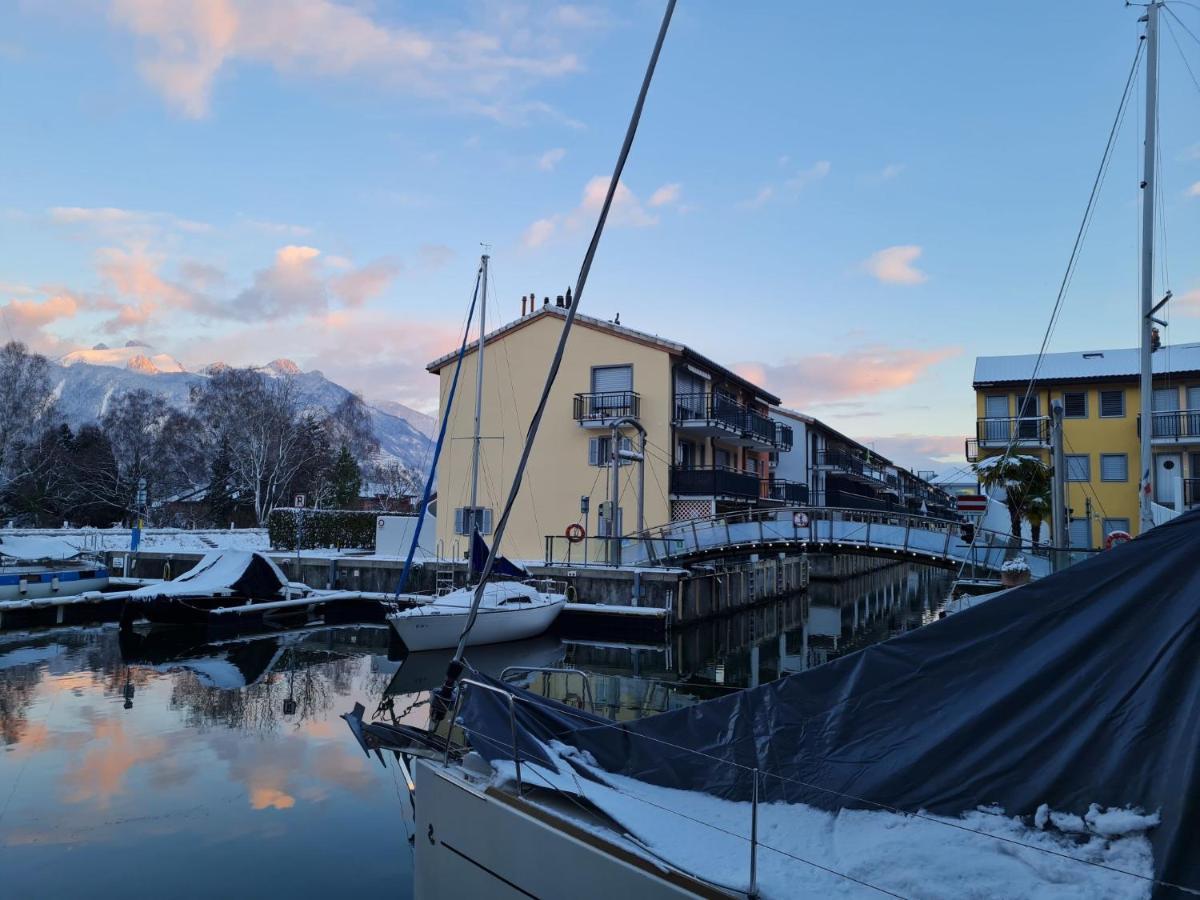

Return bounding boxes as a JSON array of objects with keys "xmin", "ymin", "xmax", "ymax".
[{"xmin": 491, "ymin": 742, "xmax": 1156, "ymax": 900}]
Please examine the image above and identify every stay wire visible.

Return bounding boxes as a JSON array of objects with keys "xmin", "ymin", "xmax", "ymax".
[
  {"xmin": 454, "ymin": 0, "xmax": 677, "ymax": 660},
  {"xmin": 1163, "ymin": 11, "xmax": 1200, "ymax": 97}
]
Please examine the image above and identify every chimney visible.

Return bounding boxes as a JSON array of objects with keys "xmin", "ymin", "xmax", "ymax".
[
  {"xmin": 543, "ymin": 296, "xmax": 550, "ymax": 307},
  {"xmin": 521, "ymin": 295, "xmax": 527, "ymax": 316},
  {"xmin": 556, "ymin": 295, "xmax": 565, "ymax": 308},
  {"xmin": 565, "ymin": 286, "xmax": 573, "ymax": 307},
  {"xmin": 1151, "ymin": 326, "xmax": 1162, "ymax": 353}
]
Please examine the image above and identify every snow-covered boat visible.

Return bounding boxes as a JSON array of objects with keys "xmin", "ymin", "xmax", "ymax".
[
  {"xmin": 388, "ymin": 581, "xmax": 566, "ymax": 652},
  {"xmin": 0, "ymin": 536, "xmax": 109, "ymax": 601}
]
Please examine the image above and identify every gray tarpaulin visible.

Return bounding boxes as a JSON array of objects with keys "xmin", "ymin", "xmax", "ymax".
[{"xmin": 460, "ymin": 509, "xmax": 1200, "ymax": 896}]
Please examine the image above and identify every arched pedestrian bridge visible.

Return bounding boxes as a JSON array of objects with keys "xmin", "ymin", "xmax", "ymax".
[{"xmin": 606, "ymin": 507, "xmax": 1052, "ymax": 578}]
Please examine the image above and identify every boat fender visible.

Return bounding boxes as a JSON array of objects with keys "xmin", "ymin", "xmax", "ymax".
[
  {"xmin": 1105, "ymin": 530, "xmax": 1132, "ymax": 550},
  {"xmin": 565, "ymin": 584, "xmax": 578, "ymax": 603},
  {"xmin": 565, "ymin": 523, "xmax": 586, "ymax": 544}
]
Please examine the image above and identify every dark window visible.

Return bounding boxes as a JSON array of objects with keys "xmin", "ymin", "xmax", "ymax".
[
  {"xmin": 1100, "ymin": 390, "xmax": 1125, "ymax": 417},
  {"xmin": 1062, "ymin": 391, "xmax": 1087, "ymax": 418}
]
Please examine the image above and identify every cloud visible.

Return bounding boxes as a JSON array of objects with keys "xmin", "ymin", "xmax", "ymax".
[
  {"xmin": 861, "ymin": 163, "xmax": 904, "ymax": 185},
  {"xmin": 856, "ymin": 434, "xmax": 968, "ymax": 475},
  {"xmin": 522, "ymin": 175, "xmax": 658, "ymax": 248},
  {"xmin": 2, "ymin": 293, "xmax": 80, "ymax": 328},
  {"xmin": 330, "ymin": 258, "xmax": 401, "ymax": 307},
  {"xmin": 241, "ymin": 217, "xmax": 313, "ymax": 236},
  {"xmin": 417, "ymin": 243, "xmax": 454, "ymax": 269},
  {"xmin": 741, "ymin": 186, "xmax": 775, "ymax": 209},
  {"xmin": 864, "ymin": 245, "xmax": 928, "ymax": 285},
  {"xmin": 538, "ymin": 148, "xmax": 566, "ymax": 171},
  {"xmin": 1188, "ymin": 181, "xmax": 1200, "ymax": 198},
  {"xmin": 105, "ymin": 0, "xmax": 586, "ymax": 120},
  {"xmin": 648, "ymin": 183, "xmax": 681, "ymax": 207},
  {"xmin": 231, "ymin": 244, "xmax": 327, "ymax": 318},
  {"xmin": 733, "ymin": 345, "xmax": 960, "ymax": 404},
  {"xmin": 1177, "ymin": 288, "xmax": 1200, "ymax": 317},
  {"xmin": 783, "ymin": 160, "xmax": 831, "ymax": 193},
  {"xmin": 48, "ymin": 206, "xmax": 211, "ymax": 240}
]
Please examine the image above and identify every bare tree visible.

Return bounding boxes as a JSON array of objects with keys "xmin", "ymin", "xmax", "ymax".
[
  {"xmin": 326, "ymin": 392, "xmax": 379, "ymax": 461},
  {"xmin": 191, "ymin": 368, "xmax": 320, "ymax": 524},
  {"xmin": 0, "ymin": 342, "xmax": 57, "ymax": 498},
  {"xmin": 368, "ymin": 460, "xmax": 422, "ymax": 511}
]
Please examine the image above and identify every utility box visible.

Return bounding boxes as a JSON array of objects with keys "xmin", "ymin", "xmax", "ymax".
[{"xmin": 376, "ymin": 514, "xmax": 438, "ymax": 557}]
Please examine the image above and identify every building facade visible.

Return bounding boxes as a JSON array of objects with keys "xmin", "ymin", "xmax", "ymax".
[
  {"xmin": 428, "ymin": 301, "xmax": 953, "ymax": 562},
  {"xmin": 969, "ymin": 343, "xmax": 1200, "ymax": 547}
]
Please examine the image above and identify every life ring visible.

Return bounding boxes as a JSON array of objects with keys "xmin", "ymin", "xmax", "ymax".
[
  {"xmin": 565, "ymin": 523, "xmax": 586, "ymax": 544},
  {"xmin": 1105, "ymin": 530, "xmax": 1132, "ymax": 550}
]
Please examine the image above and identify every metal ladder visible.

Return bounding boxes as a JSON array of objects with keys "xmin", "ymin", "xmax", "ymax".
[{"xmin": 434, "ymin": 565, "xmax": 457, "ymax": 596}]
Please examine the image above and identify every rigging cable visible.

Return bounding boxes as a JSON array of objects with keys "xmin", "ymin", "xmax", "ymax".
[{"xmin": 442, "ymin": 0, "xmax": 678, "ymax": 673}]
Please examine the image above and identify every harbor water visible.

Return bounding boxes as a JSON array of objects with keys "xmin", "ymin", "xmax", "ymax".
[{"xmin": 0, "ymin": 562, "xmax": 953, "ymax": 897}]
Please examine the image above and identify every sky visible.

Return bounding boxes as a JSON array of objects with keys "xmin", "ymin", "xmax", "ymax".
[{"xmin": 1, "ymin": 0, "xmax": 1198, "ymax": 477}]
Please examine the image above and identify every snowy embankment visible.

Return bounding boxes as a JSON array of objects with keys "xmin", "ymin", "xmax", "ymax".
[
  {"xmin": 0, "ymin": 527, "xmax": 268, "ymax": 555},
  {"xmin": 493, "ymin": 742, "xmax": 1157, "ymax": 899}
]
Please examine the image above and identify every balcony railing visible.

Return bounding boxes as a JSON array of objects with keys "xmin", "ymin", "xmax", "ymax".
[
  {"xmin": 975, "ymin": 416, "xmax": 1050, "ymax": 446},
  {"xmin": 965, "ymin": 439, "xmax": 979, "ymax": 463},
  {"xmin": 1186, "ymin": 478, "xmax": 1200, "ymax": 508},
  {"xmin": 1136, "ymin": 409, "xmax": 1200, "ymax": 441},
  {"xmin": 670, "ymin": 465, "xmax": 760, "ymax": 499},
  {"xmin": 765, "ymin": 478, "xmax": 809, "ymax": 503},
  {"xmin": 673, "ymin": 393, "xmax": 792, "ymax": 449},
  {"xmin": 573, "ymin": 391, "xmax": 640, "ymax": 424},
  {"xmin": 815, "ymin": 448, "xmax": 890, "ymax": 484}
]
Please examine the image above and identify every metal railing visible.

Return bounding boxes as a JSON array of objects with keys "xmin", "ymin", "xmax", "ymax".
[
  {"xmin": 765, "ymin": 478, "xmax": 808, "ymax": 503},
  {"xmin": 975, "ymin": 416, "xmax": 1050, "ymax": 446},
  {"xmin": 1136, "ymin": 409, "xmax": 1200, "ymax": 441},
  {"xmin": 572, "ymin": 390, "xmax": 640, "ymax": 423},
  {"xmin": 964, "ymin": 439, "xmax": 979, "ymax": 462},
  {"xmin": 543, "ymin": 534, "xmax": 686, "ymax": 567},
  {"xmin": 673, "ymin": 392, "xmax": 791, "ymax": 449},
  {"xmin": 670, "ymin": 464, "xmax": 760, "ymax": 499}
]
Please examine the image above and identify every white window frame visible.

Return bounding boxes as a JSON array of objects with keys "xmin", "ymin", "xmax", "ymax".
[{"xmin": 454, "ymin": 506, "xmax": 493, "ymax": 535}]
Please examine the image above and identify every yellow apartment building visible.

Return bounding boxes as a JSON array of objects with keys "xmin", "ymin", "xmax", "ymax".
[
  {"xmin": 970, "ymin": 343, "xmax": 1200, "ymax": 547},
  {"xmin": 427, "ymin": 301, "xmax": 792, "ymax": 562}
]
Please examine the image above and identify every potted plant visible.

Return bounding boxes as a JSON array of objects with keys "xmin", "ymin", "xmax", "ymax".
[{"xmin": 1000, "ymin": 555, "xmax": 1031, "ymax": 587}]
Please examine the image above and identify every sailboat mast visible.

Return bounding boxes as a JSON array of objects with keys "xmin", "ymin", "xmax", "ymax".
[
  {"xmin": 469, "ymin": 253, "xmax": 489, "ymax": 516},
  {"xmin": 1138, "ymin": 2, "xmax": 1160, "ymax": 534}
]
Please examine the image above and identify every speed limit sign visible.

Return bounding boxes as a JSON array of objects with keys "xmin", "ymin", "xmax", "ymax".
[{"xmin": 792, "ymin": 512, "xmax": 809, "ymax": 528}]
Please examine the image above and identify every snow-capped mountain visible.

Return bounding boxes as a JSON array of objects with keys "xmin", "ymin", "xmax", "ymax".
[{"xmin": 49, "ymin": 344, "xmax": 433, "ymax": 473}]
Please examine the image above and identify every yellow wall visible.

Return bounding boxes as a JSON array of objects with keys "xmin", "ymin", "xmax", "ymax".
[
  {"xmin": 974, "ymin": 382, "xmax": 1158, "ymax": 544},
  {"xmin": 433, "ymin": 314, "xmax": 673, "ymax": 562}
]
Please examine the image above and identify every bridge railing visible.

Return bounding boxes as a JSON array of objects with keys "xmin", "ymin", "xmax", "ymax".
[{"xmin": 620, "ymin": 506, "xmax": 1052, "ymax": 576}]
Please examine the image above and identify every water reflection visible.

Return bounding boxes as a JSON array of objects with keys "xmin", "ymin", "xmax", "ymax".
[{"xmin": 0, "ymin": 563, "xmax": 954, "ymax": 898}]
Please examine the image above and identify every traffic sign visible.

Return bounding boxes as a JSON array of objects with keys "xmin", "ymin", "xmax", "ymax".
[
  {"xmin": 956, "ymin": 494, "xmax": 987, "ymax": 514},
  {"xmin": 294, "ymin": 494, "xmax": 306, "ymax": 508},
  {"xmin": 792, "ymin": 511, "xmax": 810, "ymax": 528}
]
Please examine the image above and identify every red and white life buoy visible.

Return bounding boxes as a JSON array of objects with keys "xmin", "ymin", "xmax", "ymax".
[
  {"xmin": 1105, "ymin": 530, "xmax": 1132, "ymax": 550},
  {"xmin": 565, "ymin": 523, "xmax": 586, "ymax": 544}
]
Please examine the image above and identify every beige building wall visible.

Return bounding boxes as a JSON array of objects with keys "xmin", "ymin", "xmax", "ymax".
[{"xmin": 433, "ymin": 314, "xmax": 673, "ymax": 562}]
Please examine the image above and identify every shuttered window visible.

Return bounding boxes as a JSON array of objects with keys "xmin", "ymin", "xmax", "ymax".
[
  {"xmin": 1099, "ymin": 454, "xmax": 1128, "ymax": 482},
  {"xmin": 454, "ymin": 506, "xmax": 493, "ymax": 535},
  {"xmin": 588, "ymin": 436, "xmax": 633, "ymax": 466},
  {"xmin": 1068, "ymin": 517, "xmax": 1092, "ymax": 549},
  {"xmin": 1102, "ymin": 518, "xmax": 1130, "ymax": 537},
  {"xmin": 1062, "ymin": 391, "xmax": 1087, "ymax": 418},
  {"xmin": 1065, "ymin": 455, "xmax": 1090, "ymax": 482},
  {"xmin": 1099, "ymin": 390, "xmax": 1125, "ymax": 417},
  {"xmin": 591, "ymin": 365, "xmax": 632, "ymax": 394}
]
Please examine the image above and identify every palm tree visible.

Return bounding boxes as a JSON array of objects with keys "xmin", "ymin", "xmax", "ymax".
[
  {"xmin": 973, "ymin": 454, "xmax": 1051, "ymax": 540},
  {"xmin": 1025, "ymin": 488, "xmax": 1051, "ymax": 546}
]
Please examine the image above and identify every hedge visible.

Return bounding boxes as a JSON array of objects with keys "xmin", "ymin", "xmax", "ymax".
[{"xmin": 269, "ymin": 507, "xmax": 377, "ymax": 551}]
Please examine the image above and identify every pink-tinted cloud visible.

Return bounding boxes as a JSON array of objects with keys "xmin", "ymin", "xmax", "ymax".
[
  {"xmin": 648, "ymin": 183, "xmax": 681, "ymax": 207},
  {"xmin": 106, "ymin": 0, "xmax": 582, "ymax": 120},
  {"xmin": 734, "ymin": 345, "xmax": 960, "ymax": 404},
  {"xmin": 330, "ymin": 259, "xmax": 401, "ymax": 308},
  {"xmin": 858, "ymin": 433, "xmax": 967, "ymax": 472},
  {"xmin": 2, "ymin": 292, "xmax": 79, "ymax": 328},
  {"xmin": 523, "ymin": 176, "xmax": 658, "ymax": 248},
  {"xmin": 864, "ymin": 245, "xmax": 928, "ymax": 285}
]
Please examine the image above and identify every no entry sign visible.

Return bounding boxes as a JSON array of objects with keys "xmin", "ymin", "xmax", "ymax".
[{"xmin": 956, "ymin": 494, "xmax": 987, "ymax": 514}]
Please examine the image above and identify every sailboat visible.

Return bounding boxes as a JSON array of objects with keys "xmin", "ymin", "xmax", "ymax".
[
  {"xmin": 388, "ymin": 533, "xmax": 565, "ymax": 651},
  {"xmin": 387, "ymin": 253, "xmax": 566, "ymax": 652}
]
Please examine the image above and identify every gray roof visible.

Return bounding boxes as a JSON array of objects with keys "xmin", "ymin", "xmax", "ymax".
[{"xmin": 974, "ymin": 343, "xmax": 1200, "ymax": 386}]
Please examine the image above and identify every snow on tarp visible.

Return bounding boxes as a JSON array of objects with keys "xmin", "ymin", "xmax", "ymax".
[
  {"xmin": 461, "ymin": 508, "xmax": 1200, "ymax": 895},
  {"xmin": 490, "ymin": 742, "xmax": 1158, "ymax": 898},
  {"xmin": 130, "ymin": 551, "xmax": 288, "ymax": 599},
  {"xmin": 0, "ymin": 536, "xmax": 81, "ymax": 561}
]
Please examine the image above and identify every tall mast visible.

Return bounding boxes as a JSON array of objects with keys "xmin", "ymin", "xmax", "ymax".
[
  {"xmin": 1138, "ymin": 2, "xmax": 1160, "ymax": 534},
  {"xmin": 469, "ymin": 253, "xmax": 489, "ymax": 516}
]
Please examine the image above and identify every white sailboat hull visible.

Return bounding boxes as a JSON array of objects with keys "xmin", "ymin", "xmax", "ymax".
[{"xmin": 388, "ymin": 584, "xmax": 565, "ymax": 652}]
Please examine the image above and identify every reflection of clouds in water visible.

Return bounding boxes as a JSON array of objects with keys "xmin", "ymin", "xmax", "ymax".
[{"xmin": 62, "ymin": 716, "xmax": 171, "ymax": 808}]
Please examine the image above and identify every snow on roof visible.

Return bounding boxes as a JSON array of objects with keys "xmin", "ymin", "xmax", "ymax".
[
  {"xmin": 0, "ymin": 536, "xmax": 81, "ymax": 561},
  {"xmin": 974, "ymin": 343, "xmax": 1200, "ymax": 385}
]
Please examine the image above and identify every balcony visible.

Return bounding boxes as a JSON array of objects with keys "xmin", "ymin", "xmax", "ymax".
[
  {"xmin": 673, "ymin": 393, "xmax": 791, "ymax": 450},
  {"xmin": 670, "ymin": 465, "xmax": 760, "ymax": 500},
  {"xmin": 765, "ymin": 478, "xmax": 809, "ymax": 504},
  {"xmin": 975, "ymin": 416, "xmax": 1050, "ymax": 447},
  {"xmin": 814, "ymin": 448, "xmax": 889, "ymax": 484},
  {"xmin": 573, "ymin": 391, "xmax": 640, "ymax": 428},
  {"xmin": 965, "ymin": 439, "xmax": 979, "ymax": 463},
  {"xmin": 1136, "ymin": 409, "xmax": 1200, "ymax": 443}
]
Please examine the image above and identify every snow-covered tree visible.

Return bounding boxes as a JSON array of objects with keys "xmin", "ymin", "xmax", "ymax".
[
  {"xmin": 973, "ymin": 453, "xmax": 1050, "ymax": 540},
  {"xmin": 0, "ymin": 341, "xmax": 58, "ymax": 497}
]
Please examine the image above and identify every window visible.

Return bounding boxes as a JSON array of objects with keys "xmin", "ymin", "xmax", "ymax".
[
  {"xmin": 1102, "ymin": 518, "xmax": 1130, "ymax": 537},
  {"xmin": 454, "ymin": 506, "xmax": 492, "ymax": 535},
  {"xmin": 588, "ymin": 435, "xmax": 633, "ymax": 466},
  {"xmin": 1152, "ymin": 387, "xmax": 1179, "ymax": 412},
  {"xmin": 1068, "ymin": 517, "xmax": 1092, "ymax": 549},
  {"xmin": 1065, "ymin": 454, "xmax": 1091, "ymax": 482},
  {"xmin": 1100, "ymin": 453, "xmax": 1128, "ymax": 482},
  {"xmin": 1062, "ymin": 391, "xmax": 1087, "ymax": 418},
  {"xmin": 590, "ymin": 365, "xmax": 633, "ymax": 416},
  {"xmin": 1099, "ymin": 390, "xmax": 1125, "ymax": 417}
]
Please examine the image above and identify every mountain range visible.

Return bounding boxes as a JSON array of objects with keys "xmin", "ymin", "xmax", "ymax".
[{"xmin": 51, "ymin": 342, "xmax": 434, "ymax": 472}]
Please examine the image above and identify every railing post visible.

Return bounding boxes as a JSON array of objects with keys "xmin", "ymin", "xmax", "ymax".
[
  {"xmin": 749, "ymin": 768, "xmax": 759, "ymax": 898},
  {"xmin": 943, "ymin": 526, "xmax": 952, "ymax": 559},
  {"xmin": 508, "ymin": 694, "xmax": 522, "ymax": 794}
]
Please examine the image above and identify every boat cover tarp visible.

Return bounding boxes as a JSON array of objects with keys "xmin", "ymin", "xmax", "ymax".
[
  {"xmin": 469, "ymin": 530, "xmax": 528, "ymax": 579},
  {"xmin": 0, "ymin": 536, "xmax": 81, "ymax": 561},
  {"xmin": 459, "ymin": 509, "xmax": 1200, "ymax": 894},
  {"xmin": 130, "ymin": 551, "xmax": 288, "ymax": 599}
]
